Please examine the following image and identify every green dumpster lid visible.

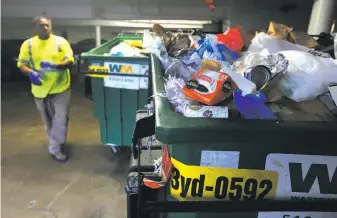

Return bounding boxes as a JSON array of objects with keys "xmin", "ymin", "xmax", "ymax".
[{"xmin": 151, "ymin": 54, "xmax": 337, "ymax": 145}]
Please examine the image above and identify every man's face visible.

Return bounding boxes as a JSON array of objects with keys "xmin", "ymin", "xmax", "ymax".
[{"xmin": 36, "ymin": 18, "xmax": 51, "ymax": 39}]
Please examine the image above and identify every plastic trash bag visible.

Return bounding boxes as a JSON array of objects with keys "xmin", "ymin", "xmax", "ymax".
[
  {"xmin": 109, "ymin": 42, "xmax": 143, "ymax": 57},
  {"xmin": 143, "ymin": 30, "xmax": 156, "ymax": 51},
  {"xmin": 248, "ymin": 32, "xmax": 332, "ymax": 59},
  {"xmin": 145, "ymin": 35, "xmax": 170, "ymax": 68},
  {"xmin": 234, "ymin": 89, "xmax": 277, "ymax": 120},
  {"xmin": 196, "ymin": 35, "xmax": 215, "ymax": 58},
  {"xmin": 179, "ymin": 51, "xmax": 202, "ymax": 73},
  {"xmin": 216, "ymin": 43, "xmax": 241, "ymax": 64},
  {"xmin": 216, "ymin": 26, "xmax": 244, "ymax": 53},
  {"xmin": 278, "ymin": 50, "xmax": 337, "ymax": 102},
  {"xmin": 196, "ymin": 35, "xmax": 240, "ymax": 68}
]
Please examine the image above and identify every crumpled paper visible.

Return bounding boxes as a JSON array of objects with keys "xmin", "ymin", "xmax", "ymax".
[{"xmin": 164, "ymin": 76, "xmax": 191, "ymax": 114}]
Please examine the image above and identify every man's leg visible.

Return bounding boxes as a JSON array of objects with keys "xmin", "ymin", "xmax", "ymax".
[
  {"xmin": 49, "ymin": 89, "xmax": 71, "ymax": 160},
  {"xmin": 34, "ymin": 97, "xmax": 53, "ymax": 139}
]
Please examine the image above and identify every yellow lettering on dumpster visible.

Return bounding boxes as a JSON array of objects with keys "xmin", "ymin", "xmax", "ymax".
[
  {"xmin": 120, "ymin": 65, "xmax": 133, "ymax": 73},
  {"xmin": 88, "ymin": 66, "xmax": 109, "ymax": 78}
]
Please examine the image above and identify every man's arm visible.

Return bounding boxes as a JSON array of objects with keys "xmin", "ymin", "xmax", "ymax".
[
  {"xmin": 56, "ymin": 38, "xmax": 74, "ymax": 70},
  {"xmin": 17, "ymin": 40, "xmax": 33, "ymax": 74}
]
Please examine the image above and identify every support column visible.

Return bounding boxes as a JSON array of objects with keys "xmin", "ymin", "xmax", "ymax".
[
  {"xmin": 95, "ymin": 25, "xmax": 101, "ymax": 47},
  {"xmin": 307, "ymin": 0, "xmax": 336, "ymax": 35}
]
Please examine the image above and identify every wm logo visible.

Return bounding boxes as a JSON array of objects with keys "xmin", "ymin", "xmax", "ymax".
[
  {"xmin": 109, "ymin": 64, "xmax": 133, "ymax": 73},
  {"xmin": 289, "ymin": 163, "xmax": 337, "ymax": 194}
]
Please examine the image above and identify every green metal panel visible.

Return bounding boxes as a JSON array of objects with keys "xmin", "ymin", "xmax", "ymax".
[
  {"xmin": 121, "ymin": 89, "xmax": 138, "ymax": 146},
  {"xmin": 105, "ymin": 87, "xmax": 122, "ymax": 145},
  {"xmin": 98, "ymin": 117, "xmax": 107, "ymax": 144},
  {"xmin": 91, "ymin": 78, "xmax": 104, "ymax": 118}
]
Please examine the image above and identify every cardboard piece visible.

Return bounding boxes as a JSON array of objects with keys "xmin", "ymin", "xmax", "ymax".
[
  {"xmin": 289, "ymin": 31, "xmax": 319, "ymax": 48},
  {"xmin": 267, "ymin": 21, "xmax": 293, "ymax": 41}
]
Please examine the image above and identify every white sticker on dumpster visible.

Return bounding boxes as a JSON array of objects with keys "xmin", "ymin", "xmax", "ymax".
[
  {"xmin": 103, "ymin": 62, "xmax": 148, "ymax": 89},
  {"xmin": 139, "ymin": 77, "xmax": 148, "ymax": 89},
  {"xmin": 265, "ymin": 154, "xmax": 337, "ymax": 199},
  {"xmin": 258, "ymin": 154, "xmax": 337, "ymax": 218},
  {"xmin": 200, "ymin": 151, "xmax": 240, "ymax": 168},
  {"xmin": 104, "ymin": 75, "xmax": 140, "ymax": 90}
]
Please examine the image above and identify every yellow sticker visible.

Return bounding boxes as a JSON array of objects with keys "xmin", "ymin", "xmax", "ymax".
[
  {"xmin": 88, "ymin": 66, "xmax": 109, "ymax": 78},
  {"xmin": 170, "ymin": 158, "xmax": 278, "ymax": 201}
]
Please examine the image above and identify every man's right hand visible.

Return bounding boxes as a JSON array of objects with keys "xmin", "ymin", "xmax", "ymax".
[{"xmin": 29, "ymin": 71, "xmax": 43, "ymax": 86}]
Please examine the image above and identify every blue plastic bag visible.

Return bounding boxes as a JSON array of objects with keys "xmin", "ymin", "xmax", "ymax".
[
  {"xmin": 233, "ymin": 89, "xmax": 277, "ymax": 120},
  {"xmin": 216, "ymin": 44, "xmax": 241, "ymax": 64}
]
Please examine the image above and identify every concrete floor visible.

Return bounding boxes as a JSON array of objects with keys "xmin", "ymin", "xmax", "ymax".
[{"xmin": 1, "ymin": 77, "xmax": 130, "ymax": 218}]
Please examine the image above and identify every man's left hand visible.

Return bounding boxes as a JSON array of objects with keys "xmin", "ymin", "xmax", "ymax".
[{"xmin": 40, "ymin": 61, "xmax": 57, "ymax": 69}]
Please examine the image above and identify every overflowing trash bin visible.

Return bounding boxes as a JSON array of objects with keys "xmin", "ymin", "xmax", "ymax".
[
  {"xmin": 80, "ymin": 35, "xmax": 150, "ymax": 147},
  {"xmin": 126, "ymin": 22, "xmax": 337, "ymax": 218}
]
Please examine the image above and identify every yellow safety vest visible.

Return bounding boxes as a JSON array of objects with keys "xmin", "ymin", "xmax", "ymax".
[{"xmin": 17, "ymin": 34, "xmax": 74, "ymax": 98}]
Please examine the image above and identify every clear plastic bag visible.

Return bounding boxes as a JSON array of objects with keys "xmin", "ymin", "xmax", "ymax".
[
  {"xmin": 278, "ymin": 50, "xmax": 337, "ymax": 102},
  {"xmin": 249, "ymin": 32, "xmax": 332, "ymax": 59},
  {"xmin": 196, "ymin": 35, "xmax": 240, "ymax": 68},
  {"xmin": 143, "ymin": 30, "xmax": 156, "ymax": 51},
  {"xmin": 164, "ymin": 59, "xmax": 196, "ymax": 82}
]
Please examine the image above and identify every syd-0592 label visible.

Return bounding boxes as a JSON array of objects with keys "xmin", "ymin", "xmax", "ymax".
[{"xmin": 170, "ymin": 158, "xmax": 279, "ymax": 201}]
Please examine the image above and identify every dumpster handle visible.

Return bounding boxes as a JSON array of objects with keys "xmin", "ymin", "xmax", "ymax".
[{"xmin": 131, "ymin": 114, "xmax": 155, "ymax": 159}]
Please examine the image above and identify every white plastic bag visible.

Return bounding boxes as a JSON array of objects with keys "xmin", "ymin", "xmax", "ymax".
[
  {"xmin": 143, "ymin": 30, "xmax": 155, "ymax": 51},
  {"xmin": 109, "ymin": 42, "xmax": 143, "ymax": 57},
  {"xmin": 249, "ymin": 32, "xmax": 331, "ymax": 58},
  {"xmin": 278, "ymin": 50, "xmax": 337, "ymax": 102}
]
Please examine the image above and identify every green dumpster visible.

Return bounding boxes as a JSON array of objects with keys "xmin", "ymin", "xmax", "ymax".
[
  {"xmin": 148, "ymin": 54, "xmax": 337, "ymax": 218},
  {"xmin": 80, "ymin": 36, "xmax": 149, "ymax": 147}
]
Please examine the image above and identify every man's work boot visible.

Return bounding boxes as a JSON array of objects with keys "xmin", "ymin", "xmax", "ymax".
[{"xmin": 51, "ymin": 151, "xmax": 68, "ymax": 162}]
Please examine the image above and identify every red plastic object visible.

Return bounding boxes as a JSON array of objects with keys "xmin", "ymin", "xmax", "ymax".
[{"xmin": 216, "ymin": 26, "xmax": 243, "ymax": 53}]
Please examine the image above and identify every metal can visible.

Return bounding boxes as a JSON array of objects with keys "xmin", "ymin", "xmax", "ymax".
[{"xmin": 243, "ymin": 65, "xmax": 271, "ymax": 90}]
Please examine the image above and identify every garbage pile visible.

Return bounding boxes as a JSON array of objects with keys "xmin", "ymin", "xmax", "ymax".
[
  {"xmin": 144, "ymin": 22, "xmax": 337, "ymax": 121},
  {"xmin": 103, "ymin": 39, "xmax": 148, "ymax": 57}
]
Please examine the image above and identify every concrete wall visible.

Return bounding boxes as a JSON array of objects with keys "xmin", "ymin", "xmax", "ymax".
[
  {"xmin": 1, "ymin": 24, "xmax": 118, "ymax": 43},
  {"xmin": 2, "ymin": 0, "xmax": 315, "ymax": 24},
  {"xmin": 1, "ymin": 0, "xmax": 336, "ymax": 42}
]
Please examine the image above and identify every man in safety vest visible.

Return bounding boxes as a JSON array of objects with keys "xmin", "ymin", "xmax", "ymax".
[{"xmin": 17, "ymin": 16, "xmax": 74, "ymax": 162}]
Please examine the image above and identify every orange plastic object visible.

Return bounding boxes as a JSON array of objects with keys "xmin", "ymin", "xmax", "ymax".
[
  {"xmin": 217, "ymin": 26, "xmax": 243, "ymax": 53},
  {"xmin": 183, "ymin": 68, "xmax": 237, "ymax": 105}
]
